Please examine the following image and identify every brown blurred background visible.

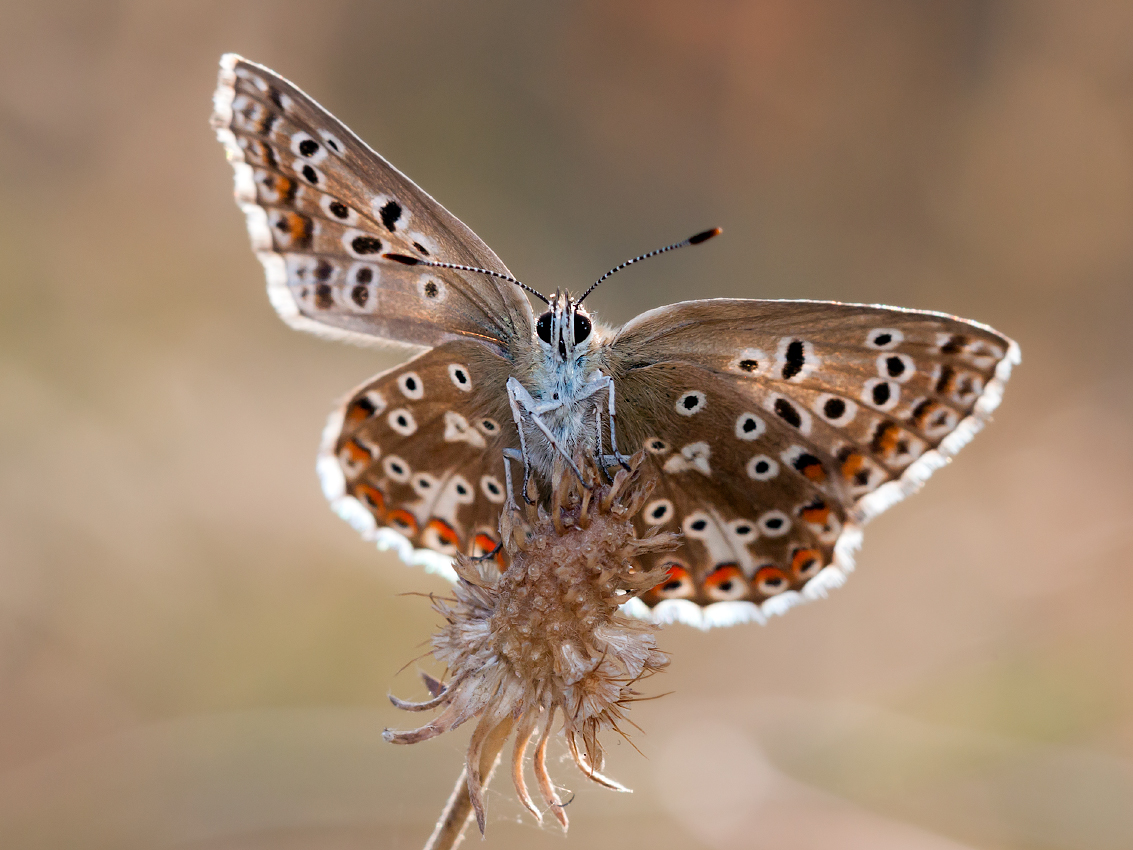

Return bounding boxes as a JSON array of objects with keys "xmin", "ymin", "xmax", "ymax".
[{"xmin": 2, "ymin": 2, "xmax": 1132, "ymax": 848}]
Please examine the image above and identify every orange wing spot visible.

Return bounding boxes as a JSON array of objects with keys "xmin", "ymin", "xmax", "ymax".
[
  {"xmin": 799, "ymin": 499, "xmax": 831, "ymax": 525},
  {"xmin": 753, "ymin": 565, "xmax": 789, "ymax": 596},
  {"xmin": 704, "ymin": 563, "xmax": 748, "ymax": 601},
  {"xmin": 276, "ymin": 211, "xmax": 310, "ymax": 243},
  {"xmin": 651, "ymin": 563, "xmax": 695, "ymax": 600},
  {"xmin": 354, "ymin": 483, "xmax": 385, "ymax": 515},
  {"xmin": 840, "ymin": 451, "xmax": 866, "ymax": 481},
  {"xmin": 474, "ymin": 532, "xmax": 506, "ymax": 569},
  {"xmin": 871, "ymin": 421, "xmax": 902, "ymax": 458},
  {"xmin": 427, "ymin": 518, "xmax": 460, "ymax": 548},
  {"xmin": 912, "ymin": 398, "xmax": 939, "ymax": 429},
  {"xmin": 387, "ymin": 509, "xmax": 418, "ymax": 536},
  {"xmin": 345, "ymin": 403, "xmax": 372, "ymax": 425},
  {"xmin": 799, "ymin": 457, "xmax": 827, "ymax": 482},
  {"xmin": 342, "ymin": 439, "xmax": 372, "ymax": 465},
  {"xmin": 791, "ymin": 548, "xmax": 823, "ymax": 579}
]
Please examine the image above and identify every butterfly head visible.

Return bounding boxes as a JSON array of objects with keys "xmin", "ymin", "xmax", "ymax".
[{"xmin": 535, "ymin": 291, "xmax": 593, "ymax": 363}]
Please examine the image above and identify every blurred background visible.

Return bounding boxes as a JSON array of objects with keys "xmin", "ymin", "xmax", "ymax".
[{"xmin": 1, "ymin": 1, "xmax": 1131, "ymax": 848}]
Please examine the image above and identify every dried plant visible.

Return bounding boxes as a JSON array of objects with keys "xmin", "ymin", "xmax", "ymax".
[{"xmin": 385, "ymin": 453, "xmax": 678, "ymax": 837}]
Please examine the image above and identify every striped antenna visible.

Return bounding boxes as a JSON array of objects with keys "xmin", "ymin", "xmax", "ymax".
[
  {"xmin": 576, "ymin": 228, "xmax": 721, "ymax": 305},
  {"xmin": 383, "ymin": 254, "xmax": 550, "ymax": 304}
]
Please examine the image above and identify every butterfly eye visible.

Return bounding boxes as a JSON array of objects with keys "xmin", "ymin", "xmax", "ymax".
[
  {"xmin": 536, "ymin": 312, "xmax": 552, "ymax": 344},
  {"xmin": 573, "ymin": 313, "xmax": 592, "ymax": 343}
]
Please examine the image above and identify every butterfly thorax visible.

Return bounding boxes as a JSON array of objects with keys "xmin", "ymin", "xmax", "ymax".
[{"xmin": 515, "ymin": 291, "xmax": 614, "ymax": 470}]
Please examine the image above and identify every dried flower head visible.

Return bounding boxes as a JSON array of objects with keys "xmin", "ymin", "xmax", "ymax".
[{"xmin": 384, "ymin": 453, "xmax": 678, "ymax": 833}]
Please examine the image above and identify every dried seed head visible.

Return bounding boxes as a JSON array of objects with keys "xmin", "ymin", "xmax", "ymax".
[{"xmin": 384, "ymin": 452, "xmax": 678, "ymax": 833}]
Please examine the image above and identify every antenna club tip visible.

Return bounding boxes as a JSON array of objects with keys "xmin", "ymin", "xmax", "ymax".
[
  {"xmin": 383, "ymin": 253, "xmax": 420, "ymax": 265},
  {"xmin": 689, "ymin": 227, "xmax": 722, "ymax": 245}
]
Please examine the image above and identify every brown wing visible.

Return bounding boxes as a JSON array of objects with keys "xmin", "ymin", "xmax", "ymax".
[
  {"xmin": 607, "ymin": 299, "xmax": 1019, "ymax": 628},
  {"xmin": 212, "ymin": 54, "xmax": 533, "ymax": 354},
  {"xmin": 318, "ymin": 341, "xmax": 519, "ymax": 577}
]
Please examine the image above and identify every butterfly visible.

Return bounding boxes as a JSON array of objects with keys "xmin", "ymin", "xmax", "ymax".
[{"xmin": 212, "ymin": 54, "xmax": 1019, "ymax": 630}]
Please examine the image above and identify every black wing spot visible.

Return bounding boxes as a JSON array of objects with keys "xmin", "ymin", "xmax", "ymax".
[
  {"xmin": 872, "ymin": 332, "xmax": 892, "ymax": 346},
  {"xmin": 754, "ymin": 460, "xmax": 770, "ymax": 474},
  {"xmin": 329, "ymin": 201, "xmax": 350, "ymax": 219},
  {"xmin": 404, "ymin": 376, "xmax": 418, "ymax": 392},
  {"xmin": 792, "ymin": 452, "xmax": 821, "ymax": 473},
  {"xmin": 886, "ymin": 356, "xmax": 906, "ymax": 378},
  {"xmin": 941, "ymin": 334, "xmax": 967, "ymax": 354},
  {"xmin": 298, "ymin": 138, "xmax": 319, "ymax": 157},
  {"xmin": 314, "ymin": 260, "xmax": 334, "ymax": 281},
  {"xmin": 455, "ymin": 483, "xmax": 469, "ymax": 496},
  {"xmin": 774, "ymin": 398, "xmax": 802, "ymax": 428},
  {"xmin": 351, "ymin": 285, "xmax": 369, "ymax": 308},
  {"xmin": 872, "ymin": 382, "xmax": 891, "ymax": 406},
  {"xmin": 781, "ymin": 340, "xmax": 806, "ymax": 379},
  {"xmin": 413, "ymin": 241, "xmax": 430, "ymax": 256},
  {"xmin": 423, "ymin": 281, "xmax": 439, "ymax": 298},
  {"xmin": 823, "ymin": 398, "xmax": 845, "ymax": 419},
  {"xmin": 690, "ymin": 519, "xmax": 708, "ymax": 531},
  {"xmin": 301, "ymin": 164, "xmax": 318, "ymax": 184},
  {"xmin": 314, "ymin": 283, "xmax": 333, "ymax": 310},
  {"xmin": 739, "ymin": 359, "xmax": 759, "ymax": 372},
  {"xmin": 355, "ymin": 267, "xmax": 373, "ymax": 283},
  {"xmin": 351, "ymin": 235, "xmax": 382, "ymax": 254},
  {"xmin": 380, "ymin": 200, "xmax": 402, "ymax": 231}
]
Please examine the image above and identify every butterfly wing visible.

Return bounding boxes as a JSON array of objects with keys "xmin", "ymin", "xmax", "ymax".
[
  {"xmin": 318, "ymin": 340, "xmax": 520, "ymax": 578},
  {"xmin": 211, "ymin": 54, "xmax": 533, "ymax": 352},
  {"xmin": 606, "ymin": 299, "xmax": 1019, "ymax": 628}
]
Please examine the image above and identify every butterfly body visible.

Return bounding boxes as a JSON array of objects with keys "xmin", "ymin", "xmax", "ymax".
[{"xmin": 213, "ymin": 55, "xmax": 1019, "ymax": 629}]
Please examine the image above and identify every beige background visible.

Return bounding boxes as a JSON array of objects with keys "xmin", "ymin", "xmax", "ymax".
[{"xmin": 2, "ymin": 2, "xmax": 1132, "ymax": 848}]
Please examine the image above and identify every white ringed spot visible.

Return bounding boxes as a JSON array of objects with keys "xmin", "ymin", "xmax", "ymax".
[
  {"xmin": 398, "ymin": 371, "xmax": 424, "ymax": 400},
  {"xmin": 447, "ymin": 475, "xmax": 475, "ymax": 505},
  {"xmin": 735, "ymin": 412, "xmax": 766, "ymax": 441},
  {"xmin": 643, "ymin": 499, "xmax": 675, "ymax": 526},
  {"xmin": 412, "ymin": 472, "xmax": 439, "ymax": 496},
  {"xmin": 746, "ymin": 454, "xmax": 779, "ymax": 481},
  {"xmin": 290, "ymin": 131, "xmax": 329, "ymax": 164},
  {"xmin": 382, "ymin": 455, "xmax": 411, "ymax": 483},
  {"xmin": 644, "ymin": 437, "xmax": 670, "ymax": 454},
  {"xmin": 876, "ymin": 353, "xmax": 915, "ymax": 383},
  {"xmin": 682, "ymin": 512, "xmax": 712, "ymax": 538},
  {"xmin": 675, "ymin": 391, "xmax": 706, "ymax": 416},
  {"xmin": 480, "ymin": 475, "xmax": 505, "ymax": 504},
  {"xmin": 814, "ymin": 393, "xmax": 857, "ymax": 426},
  {"xmin": 387, "ymin": 408, "xmax": 417, "ymax": 436},
  {"xmin": 448, "ymin": 364, "xmax": 472, "ymax": 392},
  {"xmin": 862, "ymin": 378, "xmax": 900, "ymax": 411},
  {"xmin": 866, "ymin": 328, "xmax": 904, "ymax": 350},
  {"xmin": 758, "ymin": 510, "xmax": 792, "ymax": 537},
  {"xmin": 728, "ymin": 518, "xmax": 757, "ymax": 542}
]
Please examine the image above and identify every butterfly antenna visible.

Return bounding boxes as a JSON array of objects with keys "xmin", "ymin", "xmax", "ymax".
[
  {"xmin": 576, "ymin": 227, "xmax": 721, "ymax": 305},
  {"xmin": 384, "ymin": 253, "xmax": 550, "ymax": 305}
]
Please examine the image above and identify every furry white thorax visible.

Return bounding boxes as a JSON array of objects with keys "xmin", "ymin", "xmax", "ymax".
[{"xmin": 518, "ymin": 291, "xmax": 612, "ymax": 474}]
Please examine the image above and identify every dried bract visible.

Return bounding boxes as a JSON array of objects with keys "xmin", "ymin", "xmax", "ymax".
[{"xmin": 384, "ymin": 454, "xmax": 677, "ymax": 833}]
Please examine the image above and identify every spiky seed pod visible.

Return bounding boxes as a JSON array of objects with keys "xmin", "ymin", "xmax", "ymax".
[{"xmin": 384, "ymin": 452, "xmax": 678, "ymax": 833}]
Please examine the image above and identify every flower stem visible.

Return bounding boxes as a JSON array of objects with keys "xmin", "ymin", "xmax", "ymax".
[{"xmin": 422, "ymin": 718, "xmax": 513, "ymax": 850}]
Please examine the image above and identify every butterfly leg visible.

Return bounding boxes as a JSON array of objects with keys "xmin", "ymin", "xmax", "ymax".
[
  {"xmin": 502, "ymin": 447, "xmax": 524, "ymax": 510},
  {"xmin": 505, "ymin": 377, "xmax": 590, "ymax": 497},
  {"xmin": 570, "ymin": 373, "xmax": 630, "ymax": 477}
]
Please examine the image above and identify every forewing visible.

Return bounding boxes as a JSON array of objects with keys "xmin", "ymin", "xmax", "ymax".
[
  {"xmin": 317, "ymin": 341, "xmax": 518, "ymax": 577},
  {"xmin": 608, "ymin": 299, "xmax": 1019, "ymax": 628},
  {"xmin": 212, "ymin": 54, "xmax": 533, "ymax": 353}
]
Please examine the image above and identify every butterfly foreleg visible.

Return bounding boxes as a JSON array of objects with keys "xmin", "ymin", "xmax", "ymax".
[
  {"xmin": 505, "ymin": 377, "xmax": 590, "ymax": 496},
  {"xmin": 594, "ymin": 373, "xmax": 631, "ymax": 474}
]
